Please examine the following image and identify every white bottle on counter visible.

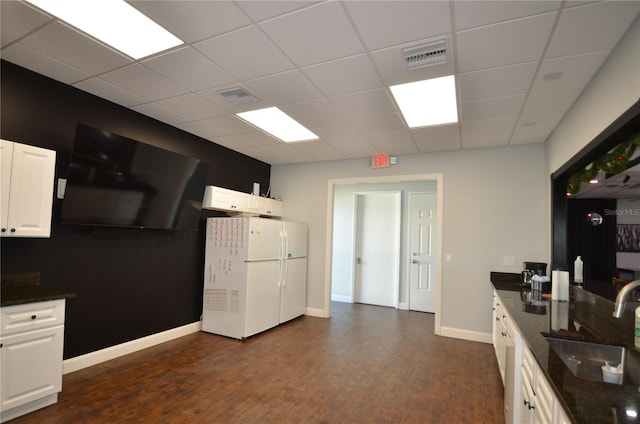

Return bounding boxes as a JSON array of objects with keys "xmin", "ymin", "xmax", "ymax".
[
  {"xmin": 574, "ymin": 256, "xmax": 583, "ymax": 283},
  {"xmin": 636, "ymin": 307, "xmax": 640, "ymax": 348}
]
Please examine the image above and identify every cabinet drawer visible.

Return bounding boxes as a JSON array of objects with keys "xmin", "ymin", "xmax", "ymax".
[{"xmin": 0, "ymin": 300, "xmax": 65, "ymax": 336}]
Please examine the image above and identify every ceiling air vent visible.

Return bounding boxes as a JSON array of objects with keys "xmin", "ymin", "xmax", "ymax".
[
  {"xmin": 217, "ymin": 87, "xmax": 258, "ymax": 104},
  {"xmin": 403, "ymin": 38, "xmax": 448, "ymax": 70}
]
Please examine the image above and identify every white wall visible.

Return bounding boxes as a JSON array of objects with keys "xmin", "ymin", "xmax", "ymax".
[
  {"xmin": 271, "ymin": 143, "xmax": 547, "ymax": 338},
  {"xmin": 546, "ymin": 17, "xmax": 640, "ymax": 175}
]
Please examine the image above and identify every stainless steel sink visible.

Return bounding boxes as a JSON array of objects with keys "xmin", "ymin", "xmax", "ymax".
[{"xmin": 544, "ymin": 336, "xmax": 640, "ymax": 386}]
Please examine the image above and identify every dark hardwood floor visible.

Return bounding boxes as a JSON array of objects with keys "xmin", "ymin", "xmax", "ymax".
[{"xmin": 9, "ymin": 302, "xmax": 504, "ymax": 423}]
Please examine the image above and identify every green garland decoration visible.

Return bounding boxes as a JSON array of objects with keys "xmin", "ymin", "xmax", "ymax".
[{"xmin": 567, "ymin": 131, "xmax": 640, "ymax": 195}]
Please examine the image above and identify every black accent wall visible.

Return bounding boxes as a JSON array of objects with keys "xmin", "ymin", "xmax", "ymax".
[{"xmin": 0, "ymin": 61, "xmax": 271, "ymax": 358}]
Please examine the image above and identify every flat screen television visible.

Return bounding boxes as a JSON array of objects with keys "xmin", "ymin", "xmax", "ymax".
[{"xmin": 60, "ymin": 124, "xmax": 209, "ymax": 230}]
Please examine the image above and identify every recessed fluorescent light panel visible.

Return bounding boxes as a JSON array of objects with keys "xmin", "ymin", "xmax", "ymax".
[
  {"xmin": 237, "ymin": 107, "xmax": 319, "ymax": 143},
  {"xmin": 26, "ymin": 0, "xmax": 182, "ymax": 59},
  {"xmin": 390, "ymin": 75, "xmax": 458, "ymax": 128}
]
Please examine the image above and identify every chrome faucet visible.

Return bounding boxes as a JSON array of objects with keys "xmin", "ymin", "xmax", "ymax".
[{"xmin": 613, "ymin": 279, "xmax": 640, "ymax": 318}]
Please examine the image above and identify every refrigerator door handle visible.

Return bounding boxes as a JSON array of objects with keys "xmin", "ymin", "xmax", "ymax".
[{"xmin": 282, "ymin": 257, "xmax": 288, "ymax": 287}]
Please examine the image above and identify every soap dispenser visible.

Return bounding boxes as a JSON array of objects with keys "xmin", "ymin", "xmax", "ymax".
[{"xmin": 574, "ymin": 256, "xmax": 583, "ymax": 283}]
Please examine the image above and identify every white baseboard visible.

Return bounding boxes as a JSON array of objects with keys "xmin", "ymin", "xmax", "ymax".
[
  {"xmin": 330, "ymin": 294, "xmax": 351, "ymax": 303},
  {"xmin": 305, "ymin": 307, "xmax": 329, "ymax": 318},
  {"xmin": 63, "ymin": 322, "xmax": 202, "ymax": 374},
  {"xmin": 439, "ymin": 326, "xmax": 492, "ymax": 344},
  {"xmin": 398, "ymin": 302, "xmax": 409, "ymax": 310}
]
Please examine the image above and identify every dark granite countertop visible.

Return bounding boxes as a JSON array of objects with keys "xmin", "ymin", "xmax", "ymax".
[
  {"xmin": 1, "ymin": 272, "xmax": 75, "ymax": 307},
  {"xmin": 491, "ymin": 272, "xmax": 639, "ymax": 424}
]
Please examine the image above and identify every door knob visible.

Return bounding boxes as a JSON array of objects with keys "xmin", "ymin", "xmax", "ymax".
[{"xmin": 411, "ymin": 259, "xmax": 420, "ymax": 264}]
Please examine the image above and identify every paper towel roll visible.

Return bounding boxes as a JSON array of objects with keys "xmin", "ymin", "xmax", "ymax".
[
  {"xmin": 551, "ymin": 301, "xmax": 569, "ymax": 331},
  {"xmin": 552, "ymin": 270, "xmax": 559, "ymax": 300},
  {"xmin": 552, "ymin": 270, "xmax": 570, "ymax": 301}
]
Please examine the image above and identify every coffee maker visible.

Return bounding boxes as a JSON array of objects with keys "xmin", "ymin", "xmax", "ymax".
[{"xmin": 521, "ymin": 261, "xmax": 547, "ymax": 285}]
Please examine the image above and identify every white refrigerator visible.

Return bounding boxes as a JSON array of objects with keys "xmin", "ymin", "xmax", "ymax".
[{"xmin": 201, "ymin": 216, "xmax": 308, "ymax": 339}]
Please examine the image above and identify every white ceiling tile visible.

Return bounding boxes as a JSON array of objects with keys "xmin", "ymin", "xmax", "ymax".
[
  {"xmin": 520, "ymin": 86, "xmax": 583, "ymax": 117},
  {"xmin": 290, "ymin": 140, "xmax": 346, "ymax": 161},
  {"xmin": 308, "ymin": 120, "xmax": 360, "ymax": 139},
  {"xmin": 131, "ymin": 103, "xmax": 188, "ymax": 125},
  {"xmin": 453, "ymin": 1, "xmax": 561, "ymax": 31},
  {"xmin": 281, "ymin": 99, "xmax": 344, "ymax": 125},
  {"xmin": 16, "ymin": 21, "xmax": 131, "ymax": 74},
  {"xmin": 245, "ymin": 69, "xmax": 323, "ymax": 105},
  {"xmin": 156, "ymin": 94, "xmax": 227, "ymax": 121},
  {"xmin": 197, "ymin": 84, "xmax": 270, "ymax": 114},
  {"xmin": 0, "ymin": 1, "xmax": 52, "ymax": 42},
  {"xmin": 369, "ymin": 42, "xmax": 455, "ymax": 87},
  {"xmin": 302, "ymin": 54, "xmax": 382, "ymax": 98},
  {"xmin": 545, "ymin": 1, "xmax": 640, "ymax": 58},
  {"xmin": 234, "ymin": 1, "xmax": 319, "ymax": 22},
  {"xmin": 456, "ymin": 12, "xmax": 557, "ymax": 73},
  {"xmin": 100, "ymin": 64, "xmax": 188, "ymax": 102},
  {"xmin": 324, "ymin": 134, "xmax": 378, "ymax": 158},
  {"xmin": 241, "ymin": 144, "xmax": 313, "ymax": 165},
  {"xmin": 532, "ymin": 50, "xmax": 610, "ymax": 92},
  {"xmin": 179, "ymin": 115, "xmax": 255, "ymax": 139},
  {"xmin": 1, "ymin": 35, "xmax": 13, "ymax": 49},
  {"xmin": 143, "ymin": 47, "xmax": 236, "ymax": 92},
  {"xmin": 459, "ymin": 62, "xmax": 538, "ymax": 101},
  {"xmin": 195, "ymin": 26, "xmax": 294, "ymax": 81},
  {"xmin": 259, "ymin": 2, "xmax": 364, "ymax": 67},
  {"xmin": 1, "ymin": 43, "xmax": 90, "ymax": 84},
  {"xmin": 461, "ymin": 117, "xmax": 517, "ymax": 149},
  {"xmin": 214, "ymin": 131, "xmax": 283, "ymax": 150},
  {"xmin": 345, "ymin": 1, "xmax": 451, "ymax": 50},
  {"xmin": 411, "ymin": 125, "xmax": 461, "ymax": 152},
  {"xmin": 460, "ymin": 95, "xmax": 526, "ymax": 122},
  {"xmin": 367, "ymin": 130, "xmax": 419, "ymax": 155},
  {"xmin": 330, "ymin": 89, "xmax": 396, "ymax": 119},
  {"xmin": 73, "ymin": 77, "xmax": 147, "ymax": 107},
  {"xmin": 351, "ymin": 113, "xmax": 406, "ymax": 134},
  {"xmin": 129, "ymin": 1, "xmax": 251, "ymax": 43},
  {"xmin": 510, "ymin": 113, "xmax": 563, "ymax": 145}
]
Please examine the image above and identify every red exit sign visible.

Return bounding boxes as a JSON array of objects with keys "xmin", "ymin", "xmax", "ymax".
[{"xmin": 371, "ymin": 154, "xmax": 390, "ymax": 168}]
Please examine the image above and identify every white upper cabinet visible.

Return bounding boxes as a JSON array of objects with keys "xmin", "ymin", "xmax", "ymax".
[
  {"xmin": 1, "ymin": 139, "xmax": 56, "ymax": 238},
  {"xmin": 202, "ymin": 185, "xmax": 282, "ymax": 218}
]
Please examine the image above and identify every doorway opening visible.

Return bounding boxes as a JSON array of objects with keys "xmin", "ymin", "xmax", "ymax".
[{"xmin": 325, "ymin": 174, "xmax": 443, "ymax": 335}]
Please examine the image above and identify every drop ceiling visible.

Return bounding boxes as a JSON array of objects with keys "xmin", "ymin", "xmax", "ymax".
[{"xmin": 1, "ymin": 1, "xmax": 638, "ymax": 165}]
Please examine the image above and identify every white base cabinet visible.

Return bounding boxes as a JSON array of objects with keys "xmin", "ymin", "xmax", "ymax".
[
  {"xmin": 520, "ymin": 336, "xmax": 572, "ymax": 424},
  {"xmin": 0, "ymin": 300, "xmax": 66, "ymax": 422}
]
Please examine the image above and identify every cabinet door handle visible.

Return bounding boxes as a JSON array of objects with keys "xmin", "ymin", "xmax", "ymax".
[
  {"xmin": 524, "ymin": 400, "xmax": 535, "ymax": 410},
  {"xmin": 31, "ymin": 315, "xmax": 37, "ymax": 320},
  {"xmin": 10, "ymin": 228, "xmax": 16, "ymax": 233}
]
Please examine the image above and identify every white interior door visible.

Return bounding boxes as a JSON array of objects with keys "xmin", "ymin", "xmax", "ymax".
[
  {"xmin": 409, "ymin": 192, "xmax": 437, "ymax": 312},
  {"xmin": 353, "ymin": 191, "xmax": 400, "ymax": 307}
]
